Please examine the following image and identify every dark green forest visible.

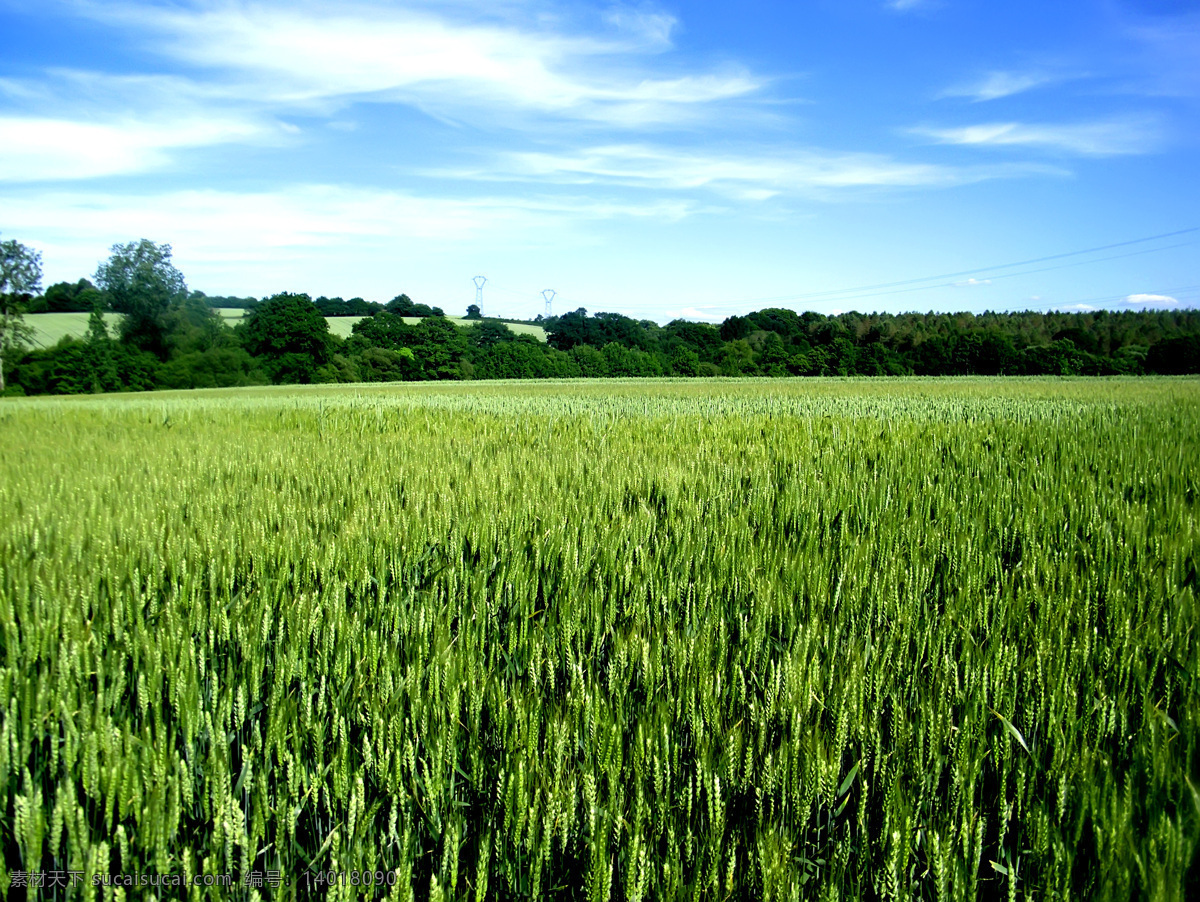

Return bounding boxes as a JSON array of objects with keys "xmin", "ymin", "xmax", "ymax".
[{"xmin": 3, "ymin": 239, "xmax": 1199, "ymax": 396}]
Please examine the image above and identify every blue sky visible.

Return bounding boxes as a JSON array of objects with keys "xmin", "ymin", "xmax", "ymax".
[{"xmin": 1, "ymin": 0, "xmax": 1196, "ymax": 322}]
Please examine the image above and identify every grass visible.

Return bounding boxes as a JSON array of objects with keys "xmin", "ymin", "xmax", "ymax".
[{"xmin": 0, "ymin": 377, "xmax": 1196, "ymax": 899}]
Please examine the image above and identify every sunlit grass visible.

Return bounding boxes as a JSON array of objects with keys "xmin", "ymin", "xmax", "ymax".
[{"xmin": 1, "ymin": 377, "xmax": 1196, "ymax": 899}]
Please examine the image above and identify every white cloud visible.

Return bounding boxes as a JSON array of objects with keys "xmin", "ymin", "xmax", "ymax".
[
  {"xmin": 955, "ymin": 278, "xmax": 992, "ymax": 286},
  {"xmin": 0, "ymin": 115, "xmax": 272, "ymax": 181},
  {"xmin": 1123, "ymin": 293, "xmax": 1178, "ymax": 306},
  {"xmin": 602, "ymin": 6, "xmax": 677, "ymax": 50},
  {"xmin": 1054, "ymin": 303, "xmax": 1098, "ymax": 312},
  {"xmin": 436, "ymin": 143, "xmax": 1057, "ymax": 199},
  {"xmin": 912, "ymin": 116, "xmax": 1165, "ymax": 155},
  {"xmin": 0, "ymin": 2, "xmax": 776, "ymax": 188},
  {"xmin": 941, "ymin": 70, "xmax": 1062, "ymax": 102},
  {"xmin": 71, "ymin": 1, "xmax": 762, "ymax": 129},
  {"xmin": 1, "ymin": 183, "xmax": 698, "ymax": 269}
]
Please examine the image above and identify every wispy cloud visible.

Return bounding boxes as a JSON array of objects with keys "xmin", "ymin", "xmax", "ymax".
[
  {"xmin": 1114, "ymin": 4, "xmax": 1200, "ymax": 97},
  {"xmin": 2, "ymin": 183, "xmax": 698, "ymax": 259},
  {"xmin": 601, "ymin": 6, "xmax": 677, "ymax": 50},
  {"xmin": 940, "ymin": 70, "xmax": 1065, "ymax": 102},
  {"xmin": 886, "ymin": 0, "xmax": 935, "ymax": 12},
  {"xmin": 435, "ymin": 143, "xmax": 1060, "ymax": 199},
  {"xmin": 955, "ymin": 278, "xmax": 991, "ymax": 286},
  {"xmin": 911, "ymin": 115, "xmax": 1165, "ymax": 155}
]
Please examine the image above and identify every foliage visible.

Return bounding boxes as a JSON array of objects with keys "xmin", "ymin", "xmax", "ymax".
[
  {"xmin": 537, "ymin": 306, "xmax": 1200, "ymax": 378},
  {"xmin": 0, "ymin": 238, "xmax": 42, "ymax": 298},
  {"xmin": 0, "ymin": 379, "xmax": 1197, "ymax": 900},
  {"xmin": 241, "ymin": 292, "xmax": 333, "ymax": 384},
  {"xmin": 26, "ymin": 279, "xmax": 105, "ymax": 314},
  {"xmin": 315, "ymin": 296, "xmax": 383, "ymax": 317},
  {"xmin": 7, "ymin": 236, "xmax": 1200, "ymax": 396},
  {"xmin": 1146, "ymin": 335, "xmax": 1200, "ymax": 374},
  {"xmin": 354, "ymin": 346, "xmax": 420, "ymax": 382},
  {"xmin": 349, "ymin": 310, "xmax": 418, "ymax": 352},
  {"xmin": 472, "ymin": 336, "xmax": 579, "ymax": 379},
  {"xmin": 0, "ymin": 237, "xmax": 42, "ymax": 394},
  {"xmin": 190, "ymin": 290, "xmax": 260, "ymax": 310},
  {"xmin": 11, "ymin": 336, "xmax": 160, "ymax": 394},
  {"xmin": 409, "ymin": 315, "xmax": 470, "ymax": 379},
  {"xmin": 94, "ymin": 240, "xmax": 189, "ymax": 358},
  {"xmin": 386, "ymin": 294, "xmax": 444, "ymax": 318},
  {"xmin": 468, "ymin": 320, "xmax": 514, "ymax": 348},
  {"xmin": 157, "ymin": 347, "xmax": 268, "ymax": 390}
]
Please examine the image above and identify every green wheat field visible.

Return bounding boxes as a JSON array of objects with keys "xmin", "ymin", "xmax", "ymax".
[{"xmin": 1, "ymin": 378, "xmax": 1197, "ymax": 900}]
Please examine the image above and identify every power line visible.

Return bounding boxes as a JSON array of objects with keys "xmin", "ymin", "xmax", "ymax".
[
  {"xmin": 727, "ymin": 225, "xmax": 1199, "ymax": 308},
  {"xmin": 788, "ymin": 240, "xmax": 1196, "ymax": 309},
  {"xmin": 471, "ymin": 226, "xmax": 1198, "ymax": 322},
  {"xmin": 1008, "ymin": 283, "xmax": 1200, "ymax": 313}
]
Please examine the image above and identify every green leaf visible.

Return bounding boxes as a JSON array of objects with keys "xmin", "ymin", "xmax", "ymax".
[
  {"xmin": 992, "ymin": 710, "xmax": 1031, "ymax": 756},
  {"xmin": 836, "ymin": 761, "xmax": 860, "ymax": 799}
]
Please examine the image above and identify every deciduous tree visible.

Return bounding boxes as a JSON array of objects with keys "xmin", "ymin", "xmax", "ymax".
[
  {"xmin": 94, "ymin": 239, "xmax": 188, "ymax": 358},
  {"xmin": 241, "ymin": 292, "xmax": 332, "ymax": 383},
  {"xmin": 0, "ymin": 237, "xmax": 42, "ymax": 393}
]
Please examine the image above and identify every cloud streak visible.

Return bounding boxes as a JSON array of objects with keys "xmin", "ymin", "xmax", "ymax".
[
  {"xmin": 435, "ymin": 143, "xmax": 1061, "ymax": 199},
  {"xmin": 912, "ymin": 115, "xmax": 1165, "ymax": 155},
  {"xmin": 2, "ymin": 183, "xmax": 699, "ymax": 258},
  {"xmin": 940, "ymin": 70, "xmax": 1065, "ymax": 102}
]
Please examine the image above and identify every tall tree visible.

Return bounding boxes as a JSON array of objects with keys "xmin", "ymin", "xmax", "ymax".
[
  {"xmin": 0, "ymin": 237, "xmax": 42, "ymax": 393},
  {"xmin": 241, "ymin": 292, "xmax": 332, "ymax": 383},
  {"xmin": 94, "ymin": 239, "xmax": 188, "ymax": 358},
  {"xmin": 86, "ymin": 301, "xmax": 119, "ymax": 392}
]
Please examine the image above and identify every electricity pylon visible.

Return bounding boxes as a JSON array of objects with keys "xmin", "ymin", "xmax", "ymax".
[{"xmin": 473, "ymin": 276, "xmax": 487, "ymax": 314}]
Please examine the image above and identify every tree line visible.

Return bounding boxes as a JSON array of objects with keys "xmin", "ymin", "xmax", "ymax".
[{"xmin": 1, "ymin": 237, "xmax": 1198, "ymax": 396}]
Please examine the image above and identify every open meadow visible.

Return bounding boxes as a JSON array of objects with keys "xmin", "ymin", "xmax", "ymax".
[
  {"xmin": 1, "ymin": 378, "xmax": 1197, "ymax": 899},
  {"xmin": 22, "ymin": 311, "xmax": 548, "ymax": 348}
]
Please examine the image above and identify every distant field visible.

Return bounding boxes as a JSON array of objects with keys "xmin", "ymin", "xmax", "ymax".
[
  {"xmin": 214, "ymin": 308, "xmax": 548, "ymax": 341},
  {"xmin": 22, "ymin": 312, "xmax": 125, "ymax": 348},
  {"xmin": 24, "ymin": 310, "xmax": 546, "ymax": 346}
]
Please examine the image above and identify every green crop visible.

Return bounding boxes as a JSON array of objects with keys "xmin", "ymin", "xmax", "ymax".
[{"xmin": 1, "ymin": 377, "xmax": 1197, "ymax": 900}]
